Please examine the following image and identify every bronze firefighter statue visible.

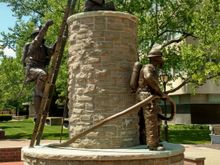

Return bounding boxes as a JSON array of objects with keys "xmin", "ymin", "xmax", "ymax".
[
  {"xmin": 47, "ymin": 45, "xmax": 175, "ymax": 149},
  {"xmin": 22, "ymin": 20, "xmax": 56, "ymax": 117},
  {"xmin": 130, "ymin": 46, "xmax": 170, "ymax": 151},
  {"xmin": 84, "ymin": 0, "xmax": 115, "ymax": 11}
]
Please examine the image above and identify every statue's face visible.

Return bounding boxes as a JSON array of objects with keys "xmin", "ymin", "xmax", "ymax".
[
  {"xmin": 150, "ymin": 56, "xmax": 164, "ymax": 68},
  {"xmin": 31, "ymin": 32, "xmax": 38, "ymax": 39}
]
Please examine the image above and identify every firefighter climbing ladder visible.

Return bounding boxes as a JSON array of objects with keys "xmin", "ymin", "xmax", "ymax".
[{"xmin": 29, "ymin": 0, "xmax": 77, "ymax": 147}]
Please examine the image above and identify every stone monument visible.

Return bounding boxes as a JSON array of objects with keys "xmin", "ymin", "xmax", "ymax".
[
  {"xmin": 67, "ymin": 11, "xmax": 138, "ymax": 149},
  {"xmin": 22, "ymin": 11, "xmax": 185, "ymax": 165}
]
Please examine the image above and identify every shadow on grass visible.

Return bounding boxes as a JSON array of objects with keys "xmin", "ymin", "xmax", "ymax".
[
  {"xmin": 6, "ymin": 132, "xmax": 69, "ymax": 140},
  {"xmin": 6, "ymin": 132, "xmax": 32, "ymax": 139},
  {"xmin": 42, "ymin": 133, "xmax": 68, "ymax": 140},
  {"xmin": 0, "ymin": 126, "xmax": 21, "ymax": 129}
]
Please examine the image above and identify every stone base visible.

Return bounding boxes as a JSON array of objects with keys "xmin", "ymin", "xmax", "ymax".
[
  {"xmin": 46, "ymin": 117, "xmax": 62, "ymax": 126},
  {"xmin": 22, "ymin": 142, "xmax": 184, "ymax": 165},
  {"xmin": 184, "ymin": 156, "xmax": 205, "ymax": 165},
  {"xmin": 210, "ymin": 134, "xmax": 220, "ymax": 144}
]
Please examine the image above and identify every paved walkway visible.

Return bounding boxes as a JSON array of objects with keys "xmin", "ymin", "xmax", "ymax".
[
  {"xmin": 0, "ymin": 139, "xmax": 60, "ymax": 148},
  {"xmin": 183, "ymin": 144, "xmax": 220, "ymax": 165},
  {"xmin": 1, "ymin": 140, "xmax": 220, "ymax": 165},
  {"xmin": 0, "ymin": 140, "xmax": 60, "ymax": 165},
  {"xmin": 0, "ymin": 162, "xmax": 23, "ymax": 165}
]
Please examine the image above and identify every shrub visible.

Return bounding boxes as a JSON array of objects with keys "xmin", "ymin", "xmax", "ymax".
[{"xmin": 0, "ymin": 114, "xmax": 12, "ymax": 121}]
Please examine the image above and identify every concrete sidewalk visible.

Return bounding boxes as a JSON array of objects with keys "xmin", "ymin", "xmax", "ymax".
[
  {"xmin": 183, "ymin": 144, "xmax": 220, "ymax": 165},
  {"xmin": 0, "ymin": 162, "xmax": 23, "ymax": 165},
  {"xmin": 0, "ymin": 140, "xmax": 220, "ymax": 164},
  {"xmin": 0, "ymin": 139, "xmax": 60, "ymax": 148}
]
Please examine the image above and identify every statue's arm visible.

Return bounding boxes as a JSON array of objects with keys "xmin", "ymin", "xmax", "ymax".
[
  {"xmin": 46, "ymin": 41, "xmax": 57, "ymax": 57},
  {"xmin": 21, "ymin": 43, "xmax": 30, "ymax": 67},
  {"xmin": 31, "ymin": 20, "xmax": 54, "ymax": 48},
  {"xmin": 143, "ymin": 65, "xmax": 163, "ymax": 96}
]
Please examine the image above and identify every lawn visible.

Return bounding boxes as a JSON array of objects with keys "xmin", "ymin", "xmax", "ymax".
[
  {"xmin": 0, "ymin": 119, "xmax": 211, "ymax": 144},
  {"xmin": 168, "ymin": 124, "xmax": 210, "ymax": 144},
  {"xmin": 0, "ymin": 119, "xmax": 68, "ymax": 140}
]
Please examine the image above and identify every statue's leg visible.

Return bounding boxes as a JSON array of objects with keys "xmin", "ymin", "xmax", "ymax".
[
  {"xmin": 84, "ymin": 0, "xmax": 105, "ymax": 11},
  {"xmin": 33, "ymin": 69, "xmax": 47, "ymax": 116},
  {"xmin": 157, "ymin": 105, "xmax": 162, "ymax": 141},
  {"xmin": 104, "ymin": 1, "xmax": 116, "ymax": 10},
  {"xmin": 138, "ymin": 108, "xmax": 146, "ymax": 144},
  {"xmin": 34, "ymin": 95, "xmax": 41, "ymax": 117},
  {"xmin": 35, "ymin": 73, "xmax": 47, "ymax": 97},
  {"xmin": 144, "ymin": 104, "xmax": 160, "ymax": 150},
  {"xmin": 156, "ymin": 106, "xmax": 165, "ymax": 150}
]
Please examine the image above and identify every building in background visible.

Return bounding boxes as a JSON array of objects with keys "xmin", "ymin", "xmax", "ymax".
[{"xmin": 169, "ymin": 77, "xmax": 220, "ymax": 124}]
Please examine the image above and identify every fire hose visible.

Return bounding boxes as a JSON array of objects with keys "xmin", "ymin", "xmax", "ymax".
[{"xmin": 48, "ymin": 94, "xmax": 176, "ymax": 148}]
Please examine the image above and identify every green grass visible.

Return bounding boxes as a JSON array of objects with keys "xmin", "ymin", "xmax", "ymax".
[
  {"xmin": 0, "ymin": 119, "xmax": 68, "ymax": 140},
  {"xmin": 0, "ymin": 119, "xmax": 211, "ymax": 144},
  {"xmin": 168, "ymin": 124, "xmax": 210, "ymax": 144}
]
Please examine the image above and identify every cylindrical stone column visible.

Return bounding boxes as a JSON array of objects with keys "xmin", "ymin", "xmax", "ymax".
[{"xmin": 67, "ymin": 11, "xmax": 138, "ymax": 148}]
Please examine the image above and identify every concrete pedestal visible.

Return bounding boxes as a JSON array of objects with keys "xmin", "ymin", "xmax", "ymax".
[{"xmin": 23, "ymin": 142, "xmax": 184, "ymax": 165}]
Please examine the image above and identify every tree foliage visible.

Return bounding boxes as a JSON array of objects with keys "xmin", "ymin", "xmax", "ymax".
[
  {"xmin": 0, "ymin": 53, "xmax": 31, "ymax": 110},
  {"xmin": 113, "ymin": 0, "xmax": 220, "ymax": 92},
  {"xmin": 0, "ymin": 0, "xmax": 68, "ymax": 110},
  {"xmin": 1, "ymin": 0, "xmax": 220, "ymax": 109}
]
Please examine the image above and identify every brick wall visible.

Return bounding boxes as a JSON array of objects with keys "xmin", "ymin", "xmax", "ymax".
[
  {"xmin": 0, "ymin": 148, "xmax": 21, "ymax": 162},
  {"xmin": 67, "ymin": 11, "xmax": 138, "ymax": 149}
]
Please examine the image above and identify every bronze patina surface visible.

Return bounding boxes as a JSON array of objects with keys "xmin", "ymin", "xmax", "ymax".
[{"xmin": 22, "ymin": 20, "xmax": 56, "ymax": 116}]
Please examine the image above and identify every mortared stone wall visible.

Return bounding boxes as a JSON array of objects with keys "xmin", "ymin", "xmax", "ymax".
[{"xmin": 67, "ymin": 11, "xmax": 138, "ymax": 148}]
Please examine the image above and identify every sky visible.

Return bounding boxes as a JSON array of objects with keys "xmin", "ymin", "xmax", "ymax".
[{"xmin": 0, "ymin": 3, "xmax": 16, "ymax": 57}]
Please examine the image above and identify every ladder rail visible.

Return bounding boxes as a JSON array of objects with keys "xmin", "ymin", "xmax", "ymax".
[{"xmin": 29, "ymin": 0, "xmax": 76, "ymax": 147}]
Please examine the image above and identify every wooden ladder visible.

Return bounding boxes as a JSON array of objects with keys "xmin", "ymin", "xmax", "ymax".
[{"xmin": 29, "ymin": 0, "xmax": 77, "ymax": 147}]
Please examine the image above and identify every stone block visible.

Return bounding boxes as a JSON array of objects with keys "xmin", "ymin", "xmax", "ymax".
[
  {"xmin": 67, "ymin": 11, "xmax": 138, "ymax": 148},
  {"xmin": 23, "ymin": 143, "xmax": 185, "ymax": 165},
  {"xmin": 95, "ymin": 16, "xmax": 106, "ymax": 24},
  {"xmin": 46, "ymin": 117, "xmax": 62, "ymax": 126},
  {"xmin": 79, "ymin": 17, "xmax": 94, "ymax": 24},
  {"xmin": 107, "ymin": 23, "xmax": 124, "ymax": 31},
  {"xmin": 184, "ymin": 156, "xmax": 205, "ymax": 165},
  {"xmin": 105, "ymin": 31, "xmax": 121, "ymax": 41},
  {"xmin": 95, "ymin": 23, "xmax": 107, "ymax": 30},
  {"xmin": 170, "ymin": 154, "xmax": 184, "ymax": 163}
]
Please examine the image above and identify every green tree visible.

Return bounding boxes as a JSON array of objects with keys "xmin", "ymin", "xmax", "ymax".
[
  {"xmin": 0, "ymin": 0, "xmax": 72, "ymax": 109},
  {"xmin": 0, "ymin": 52, "xmax": 31, "ymax": 110},
  {"xmin": 1, "ymin": 0, "xmax": 220, "ymax": 111},
  {"xmin": 113, "ymin": 0, "xmax": 220, "ymax": 92}
]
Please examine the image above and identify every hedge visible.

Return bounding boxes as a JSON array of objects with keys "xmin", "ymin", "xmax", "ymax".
[{"xmin": 0, "ymin": 114, "xmax": 12, "ymax": 121}]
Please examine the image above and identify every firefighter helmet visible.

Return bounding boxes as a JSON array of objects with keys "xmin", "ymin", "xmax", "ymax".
[
  {"xmin": 148, "ymin": 45, "xmax": 162, "ymax": 57},
  {"xmin": 30, "ymin": 27, "xmax": 40, "ymax": 38}
]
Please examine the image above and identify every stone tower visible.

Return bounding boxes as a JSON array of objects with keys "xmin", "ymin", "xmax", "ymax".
[{"xmin": 67, "ymin": 11, "xmax": 138, "ymax": 148}]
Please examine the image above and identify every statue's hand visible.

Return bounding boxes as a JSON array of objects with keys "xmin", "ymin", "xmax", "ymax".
[
  {"xmin": 161, "ymin": 94, "xmax": 168, "ymax": 100},
  {"xmin": 46, "ymin": 19, "xmax": 54, "ymax": 26}
]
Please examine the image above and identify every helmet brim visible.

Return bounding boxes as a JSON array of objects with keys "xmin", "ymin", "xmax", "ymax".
[{"xmin": 148, "ymin": 54, "xmax": 162, "ymax": 58}]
